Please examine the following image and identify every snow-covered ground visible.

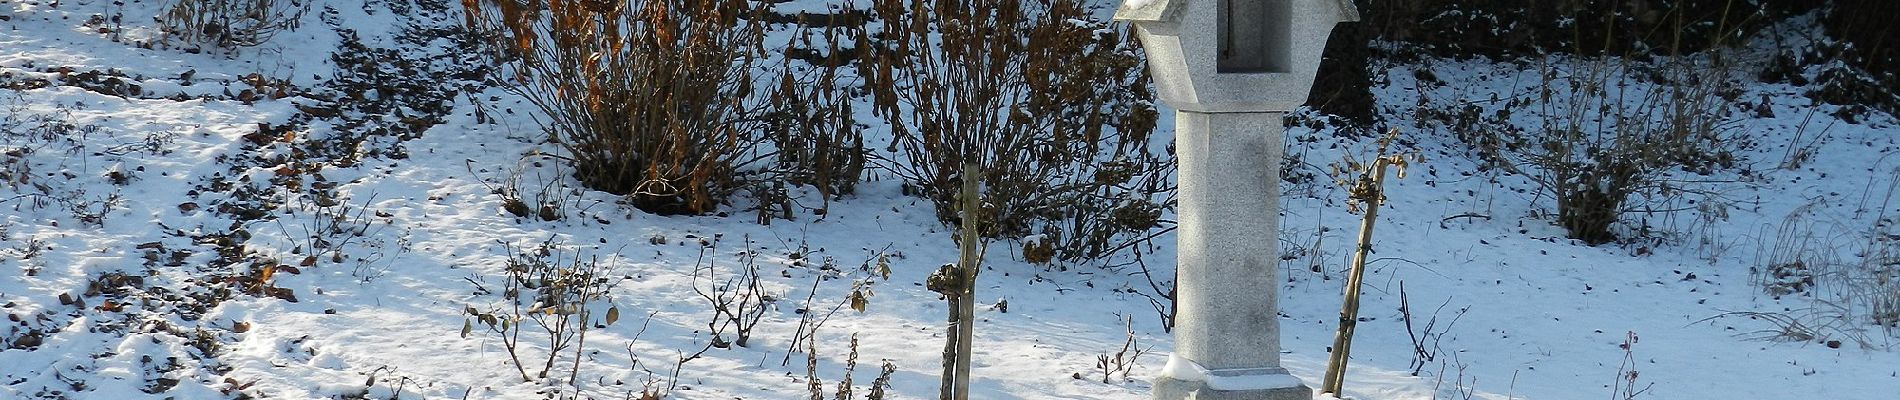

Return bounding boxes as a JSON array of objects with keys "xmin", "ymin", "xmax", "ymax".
[{"xmin": 3, "ymin": 1, "xmax": 1897, "ymax": 399}]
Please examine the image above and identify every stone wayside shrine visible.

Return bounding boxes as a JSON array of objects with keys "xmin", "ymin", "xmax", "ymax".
[{"xmin": 1114, "ymin": 1, "xmax": 1358, "ymax": 399}]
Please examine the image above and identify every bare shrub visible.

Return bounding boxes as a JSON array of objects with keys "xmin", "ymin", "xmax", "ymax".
[
  {"xmin": 461, "ymin": 0, "xmax": 776, "ymax": 215},
  {"xmin": 461, "ymin": 238, "xmax": 621, "ymax": 385},
  {"xmin": 862, "ymin": 0, "xmax": 1170, "ymax": 262},
  {"xmin": 685, "ymin": 235, "xmax": 772, "ymax": 351},
  {"xmin": 462, "ymin": 1, "xmax": 862, "ymax": 217},
  {"xmin": 1610, "ymin": 331, "xmax": 1653, "ymax": 400},
  {"xmin": 760, "ymin": 17, "xmax": 869, "ymax": 215},
  {"xmin": 1400, "ymin": 282, "xmax": 1467, "ymax": 376},
  {"xmin": 1454, "ymin": 51, "xmax": 1747, "ymax": 244},
  {"xmin": 1427, "ymin": 352, "xmax": 1479, "ymax": 400},
  {"xmin": 1423, "ymin": 1, "xmax": 1769, "ymax": 245},
  {"xmin": 1555, "ymin": 57, "xmax": 1739, "ymax": 244},
  {"xmin": 1091, "ymin": 316, "xmax": 1147, "ymax": 384},
  {"xmin": 158, "ymin": 0, "xmax": 309, "ymax": 51}
]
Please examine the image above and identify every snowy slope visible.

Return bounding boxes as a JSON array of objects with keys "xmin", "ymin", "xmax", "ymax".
[{"xmin": 2, "ymin": 1, "xmax": 1897, "ymax": 399}]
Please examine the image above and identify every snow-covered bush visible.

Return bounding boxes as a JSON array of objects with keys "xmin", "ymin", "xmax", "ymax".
[
  {"xmin": 1312, "ymin": 0, "xmax": 1813, "ymax": 130},
  {"xmin": 158, "ymin": 0, "xmax": 308, "ymax": 51},
  {"xmin": 862, "ymin": 0, "xmax": 1169, "ymax": 262},
  {"xmin": 1451, "ymin": 53, "xmax": 1748, "ymax": 244},
  {"xmin": 1811, "ymin": 0, "xmax": 1900, "ymax": 119},
  {"xmin": 1805, "ymin": 63, "xmax": 1896, "ymax": 124},
  {"xmin": 1362, "ymin": 0, "xmax": 1801, "ymax": 60}
]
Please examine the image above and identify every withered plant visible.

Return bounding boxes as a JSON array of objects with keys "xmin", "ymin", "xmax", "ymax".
[
  {"xmin": 862, "ymin": 0, "xmax": 1169, "ymax": 262},
  {"xmin": 461, "ymin": 0, "xmax": 774, "ymax": 215},
  {"xmin": 761, "ymin": 15, "xmax": 869, "ymax": 216},
  {"xmin": 158, "ymin": 0, "xmax": 308, "ymax": 51},
  {"xmin": 461, "ymin": 238, "xmax": 621, "ymax": 386},
  {"xmin": 1436, "ymin": 1, "xmax": 1763, "ymax": 245},
  {"xmin": 1484, "ymin": 52, "xmax": 1744, "ymax": 244}
]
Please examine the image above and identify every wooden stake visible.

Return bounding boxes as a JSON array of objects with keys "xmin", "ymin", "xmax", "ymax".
[
  {"xmin": 953, "ymin": 162, "xmax": 981, "ymax": 400},
  {"xmin": 1322, "ymin": 153, "xmax": 1397, "ymax": 396}
]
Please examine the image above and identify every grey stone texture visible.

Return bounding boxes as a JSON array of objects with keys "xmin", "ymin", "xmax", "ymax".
[
  {"xmin": 1166, "ymin": 111, "xmax": 1307, "ymax": 400},
  {"xmin": 1115, "ymin": 1, "xmax": 1359, "ymax": 399},
  {"xmin": 1155, "ymin": 376, "xmax": 1313, "ymax": 400},
  {"xmin": 1170, "ymin": 111, "xmax": 1286, "ymax": 371},
  {"xmin": 1117, "ymin": 0, "xmax": 1357, "ymax": 113}
]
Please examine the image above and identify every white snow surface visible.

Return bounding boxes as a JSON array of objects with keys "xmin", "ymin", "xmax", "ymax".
[{"xmin": 1, "ymin": 1, "xmax": 1897, "ymax": 399}]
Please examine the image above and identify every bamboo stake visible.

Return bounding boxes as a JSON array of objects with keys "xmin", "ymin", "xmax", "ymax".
[{"xmin": 1322, "ymin": 147, "xmax": 1401, "ymax": 396}]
